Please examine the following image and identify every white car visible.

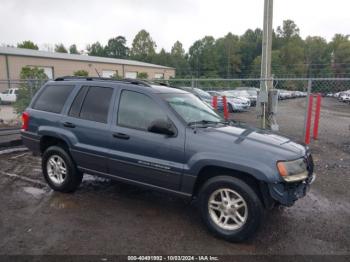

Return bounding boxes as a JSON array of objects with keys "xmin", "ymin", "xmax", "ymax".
[
  {"xmin": 225, "ymin": 96, "xmax": 251, "ymax": 112},
  {"xmin": 0, "ymin": 88, "xmax": 18, "ymax": 104},
  {"xmin": 339, "ymin": 94, "xmax": 350, "ymax": 103}
]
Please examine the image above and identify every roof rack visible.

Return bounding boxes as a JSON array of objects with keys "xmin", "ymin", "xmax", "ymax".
[{"xmin": 54, "ymin": 76, "xmax": 152, "ymax": 87}]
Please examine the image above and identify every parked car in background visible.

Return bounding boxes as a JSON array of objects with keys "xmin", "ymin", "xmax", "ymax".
[
  {"xmin": 224, "ymin": 90, "xmax": 255, "ymax": 107},
  {"xmin": 0, "ymin": 88, "xmax": 18, "ymax": 104},
  {"xmin": 207, "ymin": 91, "xmax": 224, "ymax": 110},
  {"xmin": 180, "ymin": 87, "xmax": 213, "ymax": 106},
  {"xmin": 221, "ymin": 90, "xmax": 251, "ymax": 104},
  {"xmin": 278, "ymin": 90, "xmax": 292, "ymax": 100},
  {"xmin": 339, "ymin": 93, "xmax": 350, "ymax": 103},
  {"xmin": 236, "ymin": 87, "xmax": 258, "ymax": 106},
  {"xmin": 220, "ymin": 91, "xmax": 251, "ymax": 112}
]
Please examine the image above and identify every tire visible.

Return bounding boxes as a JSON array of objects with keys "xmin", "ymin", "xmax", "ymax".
[
  {"xmin": 198, "ymin": 176, "xmax": 264, "ymax": 242},
  {"xmin": 42, "ymin": 145, "xmax": 83, "ymax": 193},
  {"xmin": 228, "ymin": 103, "xmax": 234, "ymax": 113}
]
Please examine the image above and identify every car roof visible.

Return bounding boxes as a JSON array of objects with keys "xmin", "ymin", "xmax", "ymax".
[{"xmin": 50, "ymin": 77, "xmax": 189, "ymax": 95}]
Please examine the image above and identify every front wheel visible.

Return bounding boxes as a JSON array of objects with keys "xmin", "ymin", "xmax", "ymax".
[{"xmin": 198, "ymin": 176, "xmax": 264, "ymax": 242}]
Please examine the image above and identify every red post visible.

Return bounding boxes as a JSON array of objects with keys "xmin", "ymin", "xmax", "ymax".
[
  {"xmin": 304, "ymin": 95, "xmax": 313, "ymax": 145},
  {"xmin": 212, "ymin": 96, "xmax": 218, "ymax": 110},
  {"xmin": 222, "ymin": 96, "xmax": 229, "ymax": 120},
  {"xmin": 313, "ymin": 94, "xmax": 322, "ymax": 140}
]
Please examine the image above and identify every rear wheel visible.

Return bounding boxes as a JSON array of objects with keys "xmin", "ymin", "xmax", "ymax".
[
  {"xmin": 42, "ymin": 146, "xmax": 82, "ymax": 192},
  {"xmin": 198, "ymin": 176, "xmax": 263, "ymax": 242}
]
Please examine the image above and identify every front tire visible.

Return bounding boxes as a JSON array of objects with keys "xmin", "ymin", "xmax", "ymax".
[
  {"xmin": 198, "ymin": 176, "xmax": 263, "ymax": 242},
  {"xmin": 42, "ymin": 146, "xmax": 82, "ymax": 193}
]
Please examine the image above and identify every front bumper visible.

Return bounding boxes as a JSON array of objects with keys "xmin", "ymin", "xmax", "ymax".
[
  {"xmin": 269, "ymin": 153, "xmax": 315, "ymax": 206},
  {"xmin": 269, "ymin": 174, "xmax": 316, "ymax": 206}
]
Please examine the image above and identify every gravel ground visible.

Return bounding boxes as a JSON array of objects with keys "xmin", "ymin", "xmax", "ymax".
[{"xmin": 0, "ymin": 98, "xmax": 349, "ymax": 255}]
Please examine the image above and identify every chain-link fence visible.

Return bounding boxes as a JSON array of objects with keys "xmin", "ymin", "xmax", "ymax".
[
  {"xmin": 0, "ymin": 78, "xmax": 349, "ymax": 148},
  {"xmin": 160, "ymin": 78, "xmax": 350, "ymax": 147},
  {"xmin": 0, "ymin": 79, "xmax": 47, "ymax": 126}
]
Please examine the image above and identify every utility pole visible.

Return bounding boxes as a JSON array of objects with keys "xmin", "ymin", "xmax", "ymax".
[{"xmin": 258, "ymin": 0, "xmax": 278, "ymax": 130}]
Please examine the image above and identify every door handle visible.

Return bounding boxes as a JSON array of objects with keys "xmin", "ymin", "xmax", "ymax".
[
  {"xmin": 113, "ymin": 132, "xmax": 130, "ymax": 140},
  {"xmin": 63, "ymin": 122, "xmax": 76, "ymax": 128}
]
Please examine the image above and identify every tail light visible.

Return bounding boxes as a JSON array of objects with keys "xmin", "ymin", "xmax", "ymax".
[{"xmin": 21, "ymin": 111, "xmax": 30, "ymax": 131}]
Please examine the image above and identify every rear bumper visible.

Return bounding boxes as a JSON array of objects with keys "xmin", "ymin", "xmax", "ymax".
[{"xmin": 21, "ymin": 131, "xmax": 41, "ymax": 155}]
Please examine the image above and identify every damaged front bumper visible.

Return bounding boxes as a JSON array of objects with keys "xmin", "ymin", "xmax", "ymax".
[
  {"xmin": 268, "ymin": 173, "xmax": 316, "ymax": 206},
  {"xmin": 269, "ymin": 152, "xmax": 315, "ymax": 206}
]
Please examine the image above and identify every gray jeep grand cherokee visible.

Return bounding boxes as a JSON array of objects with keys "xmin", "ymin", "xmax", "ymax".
[{"xmin": 21, "ymin": 77, "xmax": 315, "ymax": 242}]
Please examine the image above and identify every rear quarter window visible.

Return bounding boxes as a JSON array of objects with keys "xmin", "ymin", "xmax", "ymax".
[{"xmin": 32, "ymin": 85, "xmax": 74, "ymax": 113}]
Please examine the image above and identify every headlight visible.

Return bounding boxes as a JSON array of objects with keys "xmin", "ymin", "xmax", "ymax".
[{"xmin": 277, "ymin": 158, "xmax": 308, "ymax": 182}]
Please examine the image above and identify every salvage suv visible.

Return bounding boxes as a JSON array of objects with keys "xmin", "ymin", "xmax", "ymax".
[{"xmin": 21, "ymin": 77, "xmax": 315, "ymax": 242}]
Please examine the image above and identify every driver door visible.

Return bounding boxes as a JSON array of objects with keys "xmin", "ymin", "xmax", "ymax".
[{"xmin": 108, "ymin": 89, "xmax": 185, "ymax": 191}]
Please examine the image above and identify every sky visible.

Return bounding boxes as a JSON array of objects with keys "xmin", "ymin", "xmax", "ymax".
[{"xmin": 0, "ymin": 0, "xmax": 349, "ymax": 52}]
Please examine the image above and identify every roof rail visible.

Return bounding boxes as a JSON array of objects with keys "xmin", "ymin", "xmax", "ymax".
[{"xmin": 54, "ymin": 76, "xmax": 152, "ymax": 87}]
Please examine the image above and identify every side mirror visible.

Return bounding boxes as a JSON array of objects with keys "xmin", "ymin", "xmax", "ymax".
[{"xmin": 148, "ymin": 119, "xmax": 175, "ymax": 136}]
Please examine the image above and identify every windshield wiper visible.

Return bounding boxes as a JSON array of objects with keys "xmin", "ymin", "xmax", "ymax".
[{"xmin": 188, "ymin": 120, "xmax": 224, "ymax": 127}]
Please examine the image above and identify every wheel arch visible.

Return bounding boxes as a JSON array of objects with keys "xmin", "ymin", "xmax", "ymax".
[
  {"xmin": 192, "ymin": 165, "xmax": 274, "ymax": 208},
  {"xmin": 40, "ymin": 135, "xmax": 70, "ymax": 154}
]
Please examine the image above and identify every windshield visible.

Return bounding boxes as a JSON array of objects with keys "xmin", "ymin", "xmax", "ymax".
[{"xmin": 161, "ymin": 93, "xmax": 222, "ymax": 125}]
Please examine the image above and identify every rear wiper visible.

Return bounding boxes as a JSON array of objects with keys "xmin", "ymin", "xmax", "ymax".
[{"xmin": 188, "ymin": 120, "xmax": 223, "ymax": 127}]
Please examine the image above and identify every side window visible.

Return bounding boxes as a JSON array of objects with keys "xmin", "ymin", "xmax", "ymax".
[
  {"xmin": 79, "ymin": 86, "xmax": 113, "ymax": 123},
  {"xmin": 69, "ymin": 86, "xmax": 89, "ymax": 118},
  {"xmin": 118, "ymin": 90, "xmax": 168, "ymax": 130},
  {"xmin": 32, "ymin": 85, "xmax": 74, "ymax": 113}
]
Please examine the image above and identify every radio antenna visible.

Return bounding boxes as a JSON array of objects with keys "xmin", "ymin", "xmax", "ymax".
[{"xmin": 95, "ymin": 68, "xmax": 101, "ymax": 78}]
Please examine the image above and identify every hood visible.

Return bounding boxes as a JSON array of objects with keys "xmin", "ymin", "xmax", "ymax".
[{"xmin": 199, "ymin": 124, "xmax": 306, "ymax": 159}]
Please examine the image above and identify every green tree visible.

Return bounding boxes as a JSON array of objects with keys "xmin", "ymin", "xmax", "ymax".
[
  {"xmin": 73, "ymin": 70, "xmax": 89, "ymax": 77},
  {"xmin": 130, "ymin": 30, "xmax": 156, "ymax": 62},
  {"xmin": 105, "ymin": 36, "xmax": 129, "ymax": 58},
  {"xmin": 215, "ymin": 33, "xmax": 241, "ymax": 78},
  {"xmin": 188, "ymin": 36, "xmax": 219, "ymax": 78},
  {"xmin": 330, "ymin": 34, "xmax": 350, "ymax": 76},
  {"xmin": 277, "ymin": 20, "xmax": 300, "ymax": 39},
  {"xmin": 170, "ymin": 41, "xmax": 190, "ymax": 77},
  {"xmin": 14, "ymin": 67, "xmax": 48, "ymax": 113},
  {"xmin": 239, "ymin": 29, "xmax": 262, "ymax": 76},
  {"xmin": 171, "ymin": 41, "xmax": 185, "ymax": 57},
  {"xmin": 87, "ymin": 42, "xmax": 106, "ymax": 57},
  {"xmin": 69, "ymin": 44, "xmax": 80, "ymax": 54},
  {"xmin": 55, "ymin": 43, "xmax": 68, "ymax": 53},
  {"xmin": 275, "ymin": 20, "xmax": 306, "ymax": 77},
  {"xmin": 304, "ymin": 36, "xmax": 331, "ymax": 77},
  {"xmin": 137, "ymin": 72, "xmax": 149, "ymax": 79},
  {"xmin": 151, "ymin": 48, "xmax": 172, "ymax": 67},
  {"xmin": 17, "ymin": 40, "xmax": 39, "ymax": 50}
]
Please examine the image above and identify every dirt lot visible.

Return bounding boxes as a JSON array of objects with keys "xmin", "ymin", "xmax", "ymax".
[{"xmin": 0, "ymin": 98, "xmax": 349, "ymax": 255}]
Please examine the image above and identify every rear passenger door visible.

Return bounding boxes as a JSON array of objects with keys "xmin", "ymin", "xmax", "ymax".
[
  {"xmin": 63, "ymin": 85, "xmax": 115, "ymax": 173},
  {"xmin": 108, "ymin": 89, "xmax": 185, "ymax": 191}
]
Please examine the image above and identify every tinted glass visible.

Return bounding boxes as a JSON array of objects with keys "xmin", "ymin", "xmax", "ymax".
[
  {"xmin": 79, "ymin": 86, "xmax": 113, "ymax": 123},
  {"xmin": 33, "ymin": 85, "xmax": 74, "ymax": 113},
  {"xmin": 118, "ymin": 90, "xmax": 167, "ymax": 130},
  {"xmin": 69, "ymin": 86, "xmax": 89, "ymax": 118}
]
